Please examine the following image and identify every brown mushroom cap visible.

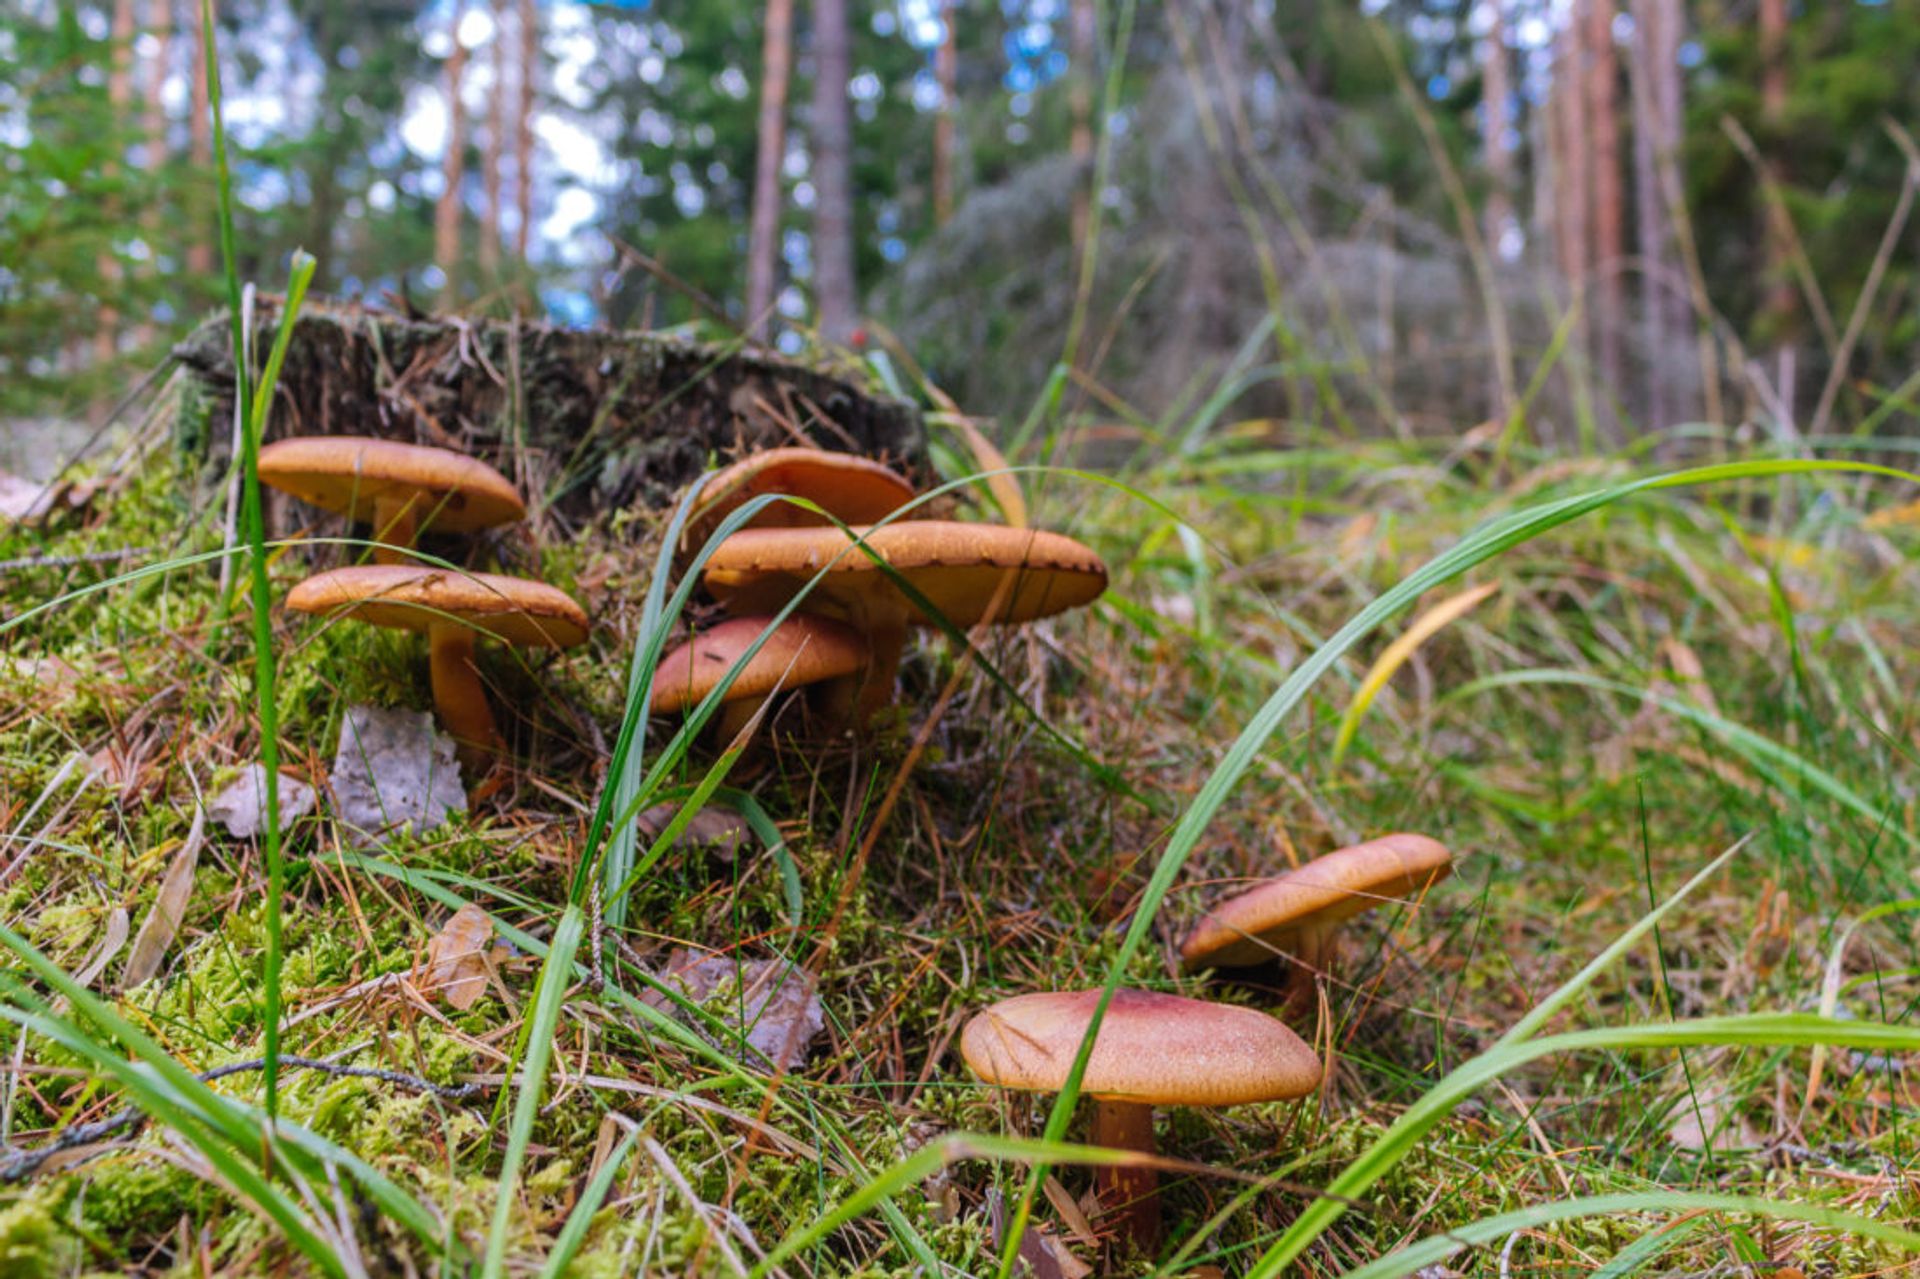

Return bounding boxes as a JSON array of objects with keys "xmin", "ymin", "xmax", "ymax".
[
  {"xmin": 649, "ymin": 614, "xmax": 870, "ymax": 713},
  {"xmin": 960, "ymin": 989, "xmax": 1320, "ymax": 1106},
  {"xmin": 286, "ymin": 565, "xmax": 589, "ymax": 648},
  {"xmin": 257, "ymin": 437, "xmax": 526, "ymax": 534},
  {"xmin": 702, "ymin": 521, "xmax": 1107, "ymax": 629},
  {"xmin": 1179, "ymin": 834, "xmax": 1453, "ymax": 972},
  {"xmin": 682, "ymin": 449, "xmax": 917, "ymax": 552}
]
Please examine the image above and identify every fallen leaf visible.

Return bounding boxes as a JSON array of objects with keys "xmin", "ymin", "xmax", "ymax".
[
  {"xmin": 644, "ymin": 949, "xmax": 824, "ymax": 1071},
  {"xmin": 985, "ymin": 1187, "xmax": 1092, "ymax": 1279},
  {"xmin": 70, "ymin": 907, "xmax": 130, "ymax": 990},
  {"xmin": 121, "ymin": 810, "xmax": 206, "ymax": 990},
  {"xmin": 209, "ymin": 764, "xmax": 319, "ymax": 838},
  {"xmin": 1667, "ymin": 1091, "xmax": 1759, "ymax": 1152},
  {"xmin": 0, "ymin": 470, "xmax": 91, "ymax": 524},
  {"xmin": 636, "ymin": 803, "xmax": 754, "ymax": 861},
  {"xmin": 329, "ymin": 705, "xmax": 466, "ymax": 844},
  {"xmin": 418, "ymin": 903, "xmax": 502, "ymax": 1010}
]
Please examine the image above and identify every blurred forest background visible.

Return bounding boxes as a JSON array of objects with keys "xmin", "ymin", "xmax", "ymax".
[{"xmin": 6, "ymin": 0, "xmax": 1920, "ymax": 460}]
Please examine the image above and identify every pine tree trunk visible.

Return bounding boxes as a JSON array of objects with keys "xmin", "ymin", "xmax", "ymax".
[
  {"xmin": 809, "ymin": 0, "xmax": 857, "ymax": 342},
  {"xmin": 1585, "ymin": 0, "xmax": 1624, "ymax": 407},
  {"xmin": 1480, "ymin": 0, "xmax": 1513, "ymax": 258},
  {"xmin": 434, "ymin": 0, "xmax": 472, "ymax": 306},
  {"xmin": 1555, "ymin": 15, "xmax": 1589, "ymax": 339},
  {"xmin": 479, "ymin": 0, "xmax": 507, "ymax": 282},
  {"xmin": 745, "ymin": 0, "xmax": 795, "ymax": 337},
  {"xmin": 144, "ymin": 0, "xmax": 170, "ymax": 163},
  {"xmin": 187, "ymin": 5, "xmax": 213, "ymax": 276},
  {"xmin": 514, "ymin": 0, "xmax": 537, "ymax": 266},
  {"xmin": 931, "ymin": 1, "xmax": 957, "ymax": 227},
  {"xmin": 97, "ymin": 0, "xmax": 137, "ymax": 364},
  {"xmin": 1067, "ymin": 0, "xmax": 1096, "ymax": 254},
  {"xmin": 1628, "ymin": 0, "xmax": 1689, "ymax": 422},
  {"xmin": 1758, "ymin": 0, "xmax": 1793, "ymax": 381}
]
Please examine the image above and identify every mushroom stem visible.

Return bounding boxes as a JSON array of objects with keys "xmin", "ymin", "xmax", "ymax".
[
  {"xmin": 371, "ymin": 495, "xmax": 419, "ymax": 565},
  {"xmin": 854, "ymin": 620, "xmax": 906, "ymax": 722},
  {"xmin": 428, "ymin": 623, "xmax": 504, "ymax": 773},
  {"xmin": 1090, "ymin": 1099, "xmax": 1161, "ymax": 1254},
  {"xmin": 715, "ymin": 695, "xmax": 765, "ymax": 745},
  {"xmin": 1283, "ymin": 921, "xmax": 1338, "ymax": 1017}
]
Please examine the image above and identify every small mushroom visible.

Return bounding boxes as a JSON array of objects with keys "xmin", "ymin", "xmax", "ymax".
[
  {"xmin": 257, "ymin": 436, "xmax": 526, "ymax": 564},
  {"xmin": 700, "ymin": 521, "xmax": 1107, "ymax": 717},
  {"xmin": 286, "ymin": 564, "xmax": 588, "ymax": 774},
  {"xmin": 1179, "ymin": 833, "xmax": 1453, "ymax": 1009},
  {"xmin": 961, "ymin": 988, "xmax": 1320, "ymax": 1254},
  {"xmin": 649, "ymin": 614, "xmax": 872, "ymax": 741},
  {"xmin": 679, "ymin": 448, "xmax": 918, "ymax": 566}
]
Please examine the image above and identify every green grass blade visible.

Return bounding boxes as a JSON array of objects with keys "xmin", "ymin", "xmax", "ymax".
[
  {"xmin": 482, "ymin": 906, "xmax": 585, "ymax": 1279},
  {"xmin": 1338, "ymin": 1191, "xmax": 1920, "ymax": 1279}
]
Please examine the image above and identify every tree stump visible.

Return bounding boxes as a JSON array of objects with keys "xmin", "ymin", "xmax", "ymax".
[{"xmin": 171, "ymin": 297, "xmax": 927, "ymax": 542}]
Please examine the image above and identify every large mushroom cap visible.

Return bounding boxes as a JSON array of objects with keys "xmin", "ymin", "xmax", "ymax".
[
  {"xmin": 682, "ymin": 449, "xmax": 917, "ymax": 553},
  {"xmin": 258, "ymin": 437, "xmax": 526, "ymax": 534},
  {"xmin": 1179, "ymin": 833, "xmax": 1453, "ymax": 972},
  {"xmin": 650, "ymin": 614, "xmax": 870, "ymax": 713},
  {"xmin": 286, "ymin": 565, "xmax": 589, "ymax": 648},
  {"xmin": 960, "ymin": 989, "xmax": 1320, "ymax": 1106},
  {"xmin": 702, "ymin": 521, "xmax": 1107, "ymax": 628}
]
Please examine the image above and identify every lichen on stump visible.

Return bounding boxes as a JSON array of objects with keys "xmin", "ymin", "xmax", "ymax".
[{"xmin": 171, "ymin": 296, "xmax": 927, "ymax": 539}]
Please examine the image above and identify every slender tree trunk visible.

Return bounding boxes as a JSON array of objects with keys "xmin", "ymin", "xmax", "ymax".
[
  {"xmin": 1480, "ymin": 0, "xmax": 1513, "ymax": 259},
  {"xmin": 514, "ymin": 0, "xmax": 537, "ymax": 265},
  {"xmin": 97, "ymin": 0, "xmax": 137, "ymax": 364},
  {"xmin": 1758, "ymin": 0, "xmax": 1793, "ymax": 388},
  {"xmin": 479, "ymin": 0, "xmax": 507, "ymax": 282},
  {"xmin": 1067, "ymin": 0, "xmax": 1096, "ymax": 255},
  {"xmin": 809, "ymin": 0, "xmax": 857, "ymax": 342},
  {"xmin": 1585, "ymin": 0, "xmax": 1624, "ymax": 405},
  {"xmin": 434, "ymin": 0, "xmax": 472, "ymax": 306},
  {"xmin": 187, "ymin": 2, "xmax": 213, "ymax": 277},
  {"xmin": 1555, "ymin": 15, "xmax": 1589, "ymax": 337},
  {"xmin": 931, "ymin": 0, "xmax": 957, "ymax": 227},
  {"xmin": 305, "ymin": 0, "xmax": 346, "ymax": 291},
  {"xmin": 1630, "ymin": 0, "xmax": 1672, "ymax": 428},
  {"xmin": 745, "ymin": 0, "xmax": 795, "ymax": 336},
  {"xmin": 144, "ymin": 0, "xmax": 170, "ymax": 163}
]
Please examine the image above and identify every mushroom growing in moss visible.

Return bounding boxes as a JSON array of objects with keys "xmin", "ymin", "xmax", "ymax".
[
  {"xmin": 700, "ymin": 520, "xmax": 1107, "ymax": 718},
  {"xmin": 257, "ymin": 436, "xmax": 525, "ymax": 564},
  {"xmin": 960, "ymin": 988, "xmax": 1320, "ymax": 1253},
  {"xmin": 649, "ymin": 613, "xmax": 872, "ymax": 741},
  {"xmin": 287, "ymin": 564, "xmax": 588, "ymax": 774},
  {"xmin": 1179, "ymin": 833, "xmax": 1453, "ymax": 1010}
]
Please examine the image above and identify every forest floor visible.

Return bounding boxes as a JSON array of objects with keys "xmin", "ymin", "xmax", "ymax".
[{"xmin": 2, "ymin": 383, "xmax": 1919, "ymax": 1278}]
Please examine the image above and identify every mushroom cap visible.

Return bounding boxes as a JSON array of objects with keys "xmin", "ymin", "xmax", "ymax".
[
  {"xmin": 286, "ymin": 565, "xmax": 589, "ymax": 648},
  {"xmin": 701, "ymin": 521, "xmax": 1107, "ymax": 629},
  {"xmin": 649, "ymin": 614, "xmax": 870, "ymax": 713},
  {"xmin": 1179, "ymin": 834, "xmax": 1454, "ymax": 972},
  {"xmin": 959, "ymin": 988, "xmax": 1320, "ymax": 1107},
  {"xmin": 682, "ymin": 449, "xmax": 917, "ymax": 553},
  {"xmin": 257, "ymin": 436, "xmax": 526, "ymax": 533}
]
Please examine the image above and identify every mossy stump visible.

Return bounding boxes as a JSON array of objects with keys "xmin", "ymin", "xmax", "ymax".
[{"xmin": 172, "ymin": 297, "xmax": 927, "ymax": 542}]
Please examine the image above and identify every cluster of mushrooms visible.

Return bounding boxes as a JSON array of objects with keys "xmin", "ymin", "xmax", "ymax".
[
  {"xmin": 260, "ymin": 436, "xmax": 1456, "ymax": 1256},
  {"xmin": 647, "ymin": 447, "xmax": 1109, "ymax": 736},
  {"xmin": 258, "ymin": 436, "xmax": 588, "ymax": 776},
  {"xmin": 960, "ymin": 833, "xmax": 1455, "ymax": 1252}
]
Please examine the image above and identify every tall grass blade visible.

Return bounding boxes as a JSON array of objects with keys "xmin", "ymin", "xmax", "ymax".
[{"xmin": 482, "ymin": 906, "xmax": 584, "ymax": 1279}]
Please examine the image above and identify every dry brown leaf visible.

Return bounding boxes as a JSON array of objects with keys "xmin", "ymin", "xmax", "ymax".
[
  {"xmin": 644, "ymin": 949, "xmax": 824, "ymax": 1071},
  {"xmin": 1667, "ymin": 1091, "xmax": 1760, "ymax": 1152},
  {"xmin": 71, "ymin": 907, "xmax": 130, "ymax": 990},
  {"xmin": 635, "ymin": 803, "xmax": 754, "ymax": 862},
  {"xmin": 419, "ymin": 903, "xmax": 499, "ymax": 1010},
  {"xmin": 121, "ymin": 811, "xmax": 206, "ymax": 990}
]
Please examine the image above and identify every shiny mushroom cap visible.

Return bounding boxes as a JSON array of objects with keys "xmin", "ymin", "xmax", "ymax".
[
  {"xmin": 701, "ymin": 521, "xmax": 1107, "ymax": 629},
  {"xmin": 649, "ymin": 614, "xmax": 870, "ymax": 713},
  {"xmin": 286, "ymin": 564, "xmax": 589, "ymax": 648},
  {"xmin": 681, "ymin": 448, "xmax": 917, "ymax": 555},
  {"xmin": 960, "ymin": 989, "xmax": 1320, "ymax": 1107},
  {"xmin": 1179, "ymin": 834, "xmax": 1454, "ymax": 972},
  {"xmin": 257, "ymin": 436, "xmax": 526, "ymax": 534}
]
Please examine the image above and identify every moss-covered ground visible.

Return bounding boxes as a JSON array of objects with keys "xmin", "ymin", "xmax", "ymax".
[{"xmin": 2, "ymin": 391, "xmax": 1918, "ymax": 1276}]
